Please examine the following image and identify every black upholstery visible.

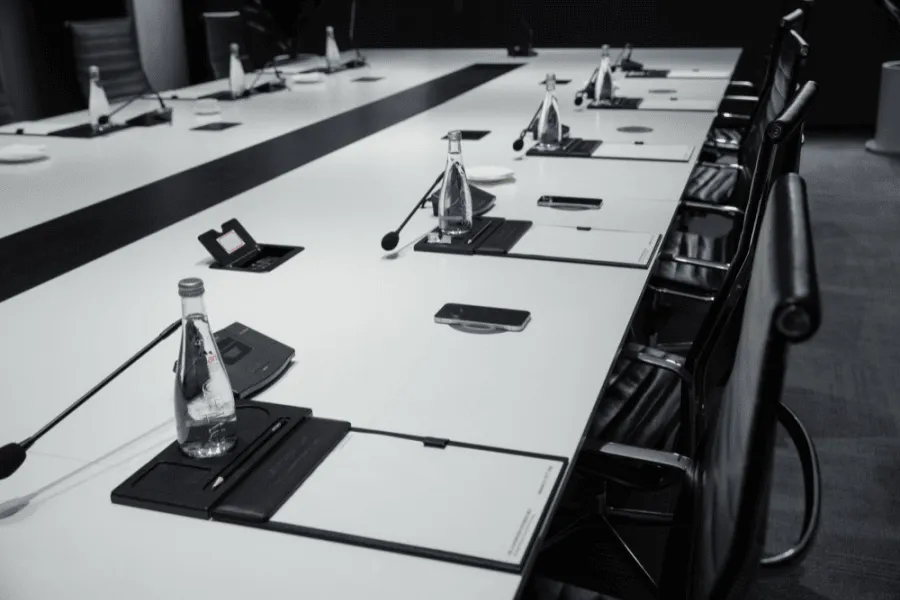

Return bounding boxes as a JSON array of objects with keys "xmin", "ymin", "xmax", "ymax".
[
  {"xmin": 681, "ymin": 165, "xmax": 742, "ymax": 206},
  {"xmin": 67, "ymin": 18, "xmax": 151, "ymax": 103},
  {"xmin": 203, "ymin": 12, "xmax": 250, "ymax": 79},
  {"xmin": 653, "ymin": 229, "xmax": 732, "ymax": 294},
  {"xmin": 530, "ymin": 172, "xmax": 821, "ymax": 600},
  {"xmin": 587, "ymin": 344, "xmax": 683, "ymax": 451},
  {"xmin": 0, "ymin": 63, "xmax": 14, "ymax": 126},
  {"xmin": 590, "ymin": 82, "xmax": 819, "ymax": 454}
]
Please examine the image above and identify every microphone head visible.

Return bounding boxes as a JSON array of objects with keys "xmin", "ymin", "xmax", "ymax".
[
  {"xmin": 0, "ymin": 443, "xmax": 27, "ymax": 480},
  {"xmin": 512, "ymin": 137, "xmax": 525, "ymax": 152},
  {"xmin": 381, "ymin": 231, "xmax": 400, "ymax": 251},
  {"xmin": 574, "ymin": 93, "xmax": 583, "ymax": 106}
]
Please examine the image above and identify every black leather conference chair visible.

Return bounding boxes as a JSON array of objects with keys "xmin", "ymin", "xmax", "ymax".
[
  {"xmin": 724, "ymin": 0, "xmax": 814, "ymax": 116},
  {"xmin": 648, "ymin": 81, "xmax": 816, "ymax": 308},
  {"xmin": 0, "ymin": 63, "xmax": 14, "ymax": 126},
  {"xmin": 683, "ymin": 29, "xmax": 809, "ymax": 210},
  {"xmin": 67, "ymin": 18, "xmax": 152, "ymax": 103},
  {"xmin": 527, "ymin": 172, "xmax": 822, "ymax": 600},
  {"xmin": 203, "ymin": 12, "xmax": 251, "ymax": 79},
  {"xmin": 710, "ymin": 5, "xmax": 811, "ymax": 154}
]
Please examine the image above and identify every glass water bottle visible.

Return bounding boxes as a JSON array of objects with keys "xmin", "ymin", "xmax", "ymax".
[
  {"xmin": 596, "ymin": 47, "xmax": 614, "ymax": 102},
  {"xmin": 536, "ymin": 74, "xmax": 562, "ymax": 151},
  {"xmin": 438, "ymin": 130, "xmax": 474, "ymax": 237},
  {"xmin": 174, "ymin": 278, "xmax": 238, "ymax": 459},
  {"xmin": 88, "ymin": 65, "xmax": 111, "ymax": 131},
  {"xmin": 229, "ymin": 43, "xmax": 246, "ymax": 98},
  {"xmin": 325, "ymin": 26, "xmax": 342, "ymax": 71}
]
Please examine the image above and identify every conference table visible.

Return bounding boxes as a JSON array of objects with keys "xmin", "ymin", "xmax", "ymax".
[{"xmin": 0, "ymin": 47, "xmax": 740, "ymax": 599}]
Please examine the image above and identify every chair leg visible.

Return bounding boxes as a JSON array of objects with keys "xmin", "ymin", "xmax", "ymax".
[{"xmin": 760, "ymin": 403, "xmax": 822, "ymax": 568}]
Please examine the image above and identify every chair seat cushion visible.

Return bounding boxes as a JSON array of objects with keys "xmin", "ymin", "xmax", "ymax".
[
  {"xmin": 588, "ymin": 345, "xmax": 683, "ymax": 451},
  {"xmin": 652, "ymin": 230, "xmax": 729, "ymax": 293},
  {"xmin": 707, "ymin": 126, "xmax": 743, "ymax": 148},
  {"xmin": 682, "ymin": 164, "xmax": 740, "ymax": 205}
]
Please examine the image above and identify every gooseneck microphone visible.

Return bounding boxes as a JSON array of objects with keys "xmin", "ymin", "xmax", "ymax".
[
  {"xmin": 381, "ymin": 172, "xmax": 446, "ymax": 251},
  {"xmin": 248, "ymin": 58, "xmax": 288, "ymax": 94},
  {"xmin": 345, "ymin": 0, "xmax": 368, "ymax": 69},
  {"xmin": 99, "ymin": 85, "xmax": 173, "ymax": 128},
  {"xmin": 0, "ymin": 320, "xmax": 182, "ymax": 480},
  {"xmin": 512, "ymin": 103, "xmax": 544, "ymax": 151}
]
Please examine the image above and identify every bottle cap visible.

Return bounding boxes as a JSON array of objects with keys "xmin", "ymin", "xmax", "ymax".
[
  {"xmin": 447, "ymin": 129, "xmax": 462, "ymax": 141},
  {"xmin": 178, "ymin": 277, "xmax": 205, "ymax": 298},
  {"xmin": 89, "ymin": 65, "xmax": 100, "ymax": 78}
]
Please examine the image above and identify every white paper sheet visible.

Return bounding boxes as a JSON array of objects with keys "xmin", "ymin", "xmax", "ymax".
[
  {"xmin": 591, "ymin": 142, "xmax": 694, "ymax": 162},
  {"xmin": 270, "ymin": 431, "xmax": 563, "ymax": 566},
  {"xmin": 638, "ymin": 97, "xmax": 719, "ymax": 112},
  {"xmin": 665, "ymin": 69, "xmax": 731, "ymax": 79},
  {"xmin": 509, "ymin": 225, "xmax": 661, "ymax": 267}
]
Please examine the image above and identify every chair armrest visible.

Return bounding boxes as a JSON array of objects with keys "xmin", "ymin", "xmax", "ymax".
[
  {"xmin": 680, "ymin": 200, "xmax": 744, "ymax": 219},
  {"xmin": 697, "ymin": 160, "xmax": 744, "ymax": 171},
  {"xmin": 728, "ymin": 80, "xmax": 757, "ymax": 91},
  {"xmin": 658, "ymin": 253, "xmax": 731, "ymax": 273},
  {"xmin": 649, "ymin": 284, "xmax": 716, "ymax": 303},
  {"xmin": 619, "ymin": 343, "xmax": 692, "ymax": 384},
  {"xmin": 577, "ymin": 440, "xmax": 692, "ymax": 490},
  {"xmin": 722, "ymin": 94, "xmax": 759, "ymax": 103},
  {"xmin": 719, "ymin": 111, "xmax": 752, "ymax": 122},
  {"xmin": 761, "ymin": 404, "xmax": 822, "ymax": 568},
  {"xmin": 582, "ymin": 441, "xmax": 692, "ymax": 474}
]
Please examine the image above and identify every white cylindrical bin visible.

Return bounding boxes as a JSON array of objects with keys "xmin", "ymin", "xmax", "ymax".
[{"xmin": 866, "ymin": 60, "xmax": 900, "ymax": 156}]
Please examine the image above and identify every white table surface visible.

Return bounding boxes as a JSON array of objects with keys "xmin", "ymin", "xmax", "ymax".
[{"xmin": 0, "ymin": 47, "xmax": 739, "ymax": 600}]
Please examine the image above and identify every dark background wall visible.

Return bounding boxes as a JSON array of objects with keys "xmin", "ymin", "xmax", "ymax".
[{"xmin": 2, "ymin": 0, "xmax": 899, "ymax": 128}]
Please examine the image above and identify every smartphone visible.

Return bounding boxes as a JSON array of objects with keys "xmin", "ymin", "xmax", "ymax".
[
  {"xmin": 434, "ymin": 303, "xmax": 531, "ymax": 332},
  {"xmin": 537, "ymin": 195, "xmax": 603, "ymax": 210}
]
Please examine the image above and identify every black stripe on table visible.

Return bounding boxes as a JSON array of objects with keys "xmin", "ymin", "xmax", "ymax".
[{"xmin": 0, "ymin": 63, "xmax": 521, "ymax": 303}]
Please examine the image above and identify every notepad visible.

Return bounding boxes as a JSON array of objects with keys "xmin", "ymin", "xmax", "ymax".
[
  {"xmin": 638, "ymin": 97, "xmax": 719, "ymax": 112},
  {"xmin": 591, "ymin": 143, "xmax": 694, "ymax": 162},
  {"xmin": 270, "ymin": 431, "xmax": 564, "ymax": 567},
  {"xmin": 509, "ymin": 225, "xmax": 661, "ymax": 268}
]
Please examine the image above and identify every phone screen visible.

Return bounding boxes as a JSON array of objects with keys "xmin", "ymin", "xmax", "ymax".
[
  {"xmin": 538, "ymin": 195, "xmax": 603, "ymax": 208},
  {"xmin": 434, "ymin": 304, "xmax": 531, "ymax": 330}
]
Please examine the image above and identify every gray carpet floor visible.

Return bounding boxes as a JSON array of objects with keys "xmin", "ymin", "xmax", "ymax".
[{"xmin": 750, "ymin": 134, "xmax": 900, "ymax": 600}]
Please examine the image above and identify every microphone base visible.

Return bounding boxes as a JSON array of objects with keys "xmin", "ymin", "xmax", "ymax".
[
  {"xmin": 344, "ymin": 57, "xmax": 368, "ymax": 69},
  {"xmin": 126, "ymin": 107, "xmax": 174, "ymax": 128},
  {"xmin": 619, "ymin": 59, "xmax": 645, "ymax": 72},
  {"xmin": 46, "ymin": 120, "xmax": 131, "ymax": 139}
]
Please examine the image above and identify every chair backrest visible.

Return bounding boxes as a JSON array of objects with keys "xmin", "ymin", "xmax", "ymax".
[
  {"xmin": 67, "ymin": 18, "xmax": 151, "ymax": 103},
  {"xmin": 203, "ymin": 11, "xmax": 249, "ymax": 79},
  {"xmin": 683, "ymin": 81, "xmax": 818, "ymax": 448},
  {"xmin": 738, "ymin": 23, "xmax": 810, "ymax": 169},
  {"xmin": 662, "ymin": 172, "xmax": 821, "ymax": 600}
]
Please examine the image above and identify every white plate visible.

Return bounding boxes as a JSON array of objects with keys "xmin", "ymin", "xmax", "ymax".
[
  {"xmin": 0, "ymin": 145, "xmax": 48, "ymax": 164},
  {"xmin": 466, "ymin": 165, "xmax": 514, "ymax": 183}
]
